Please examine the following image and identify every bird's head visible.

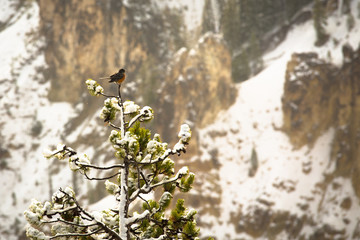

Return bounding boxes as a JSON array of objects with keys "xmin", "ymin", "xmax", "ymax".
[{"xmin": 119, "ymin": 69, "xmax": 125, "ymax": 73}]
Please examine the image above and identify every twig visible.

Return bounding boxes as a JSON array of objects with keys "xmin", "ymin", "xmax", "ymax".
[
  {"xmin": 72, "ymin": 158, "xmax": 124, "ymax": 170},
  {"xmin": 42, "ymin": 218, "xmax": 98, "ymax": 228},
  {"xmin": 99, "ymin": 92, "xmax": 118, "ymax": 98},
  {"xmin": 59, "ymin": 189, "xmax": 122, "ymax": 240},
  {"xmin": 83, "ymin": 171, "xmax": 121, "ymax": 181},
  {"xmin": 44, "ymin": 206, "xmax": 78, "ymax": 218},
  {"xmin": 109, "ymin": 122, "xmax": 122, "ymax": 130},
  {"xmin": 49, "ymin": 228, "xmax": 103, "ymax": 239},
  {"xmin": 138, "ymin": 195, "xmax": 150, "ymax": 210}
]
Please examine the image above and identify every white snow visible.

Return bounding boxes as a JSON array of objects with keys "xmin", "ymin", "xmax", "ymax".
[
  {"xmin": 2, "ymin": 1, "xmax": 360, "ymax": 239},
  {"xmin": 210, "ymin": 0, "xmax": 220, "ymax": 33},
  {"xmin": 197, "ymin": 3, "xmax": 360, "ymax": 238},
  {"xmin": 178, "ymin": 124, "xmax": 191, "ymax": 143},
  {"xmin": 178, "ymin": 166, "xmax": 189, "ymax": 176},
  {"xmin": 0, "ymin": 2, "xmax": 76, "ymax": 239},
  {"xmin": 155, "ymin": 0, "xmax": 205, "ymax": 32}
]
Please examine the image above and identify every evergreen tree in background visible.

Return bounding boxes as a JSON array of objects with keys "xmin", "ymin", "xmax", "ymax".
[
  {"xmin": 248, "ymin": 31, "xmax": 264, "ymax": 75},
  {"xmin": 232, "ymin": 52, "xmax": 251, "ymax": 83},
  {"xmin": 221, "ymin": 0, "xmax": 241, "ymax": 50},
  {"xmin": 313, "ymin": 0, "xmax": 329, "ymax": 46},
  {"xmin": 220, "ymin": 0, "xmax": 315, "ymax": 82},
  {"xmin": 202, "ymin": 0, "xmax": 216, "ymax": 34},
  {"xmin": 24, "ymin": 79, "xmax": 201, "ymax": 239}
]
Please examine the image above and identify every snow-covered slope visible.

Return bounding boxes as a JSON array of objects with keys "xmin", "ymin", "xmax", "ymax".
[
  {"xmin": 1, "ymin": 0, "xmax": 360, "ymax": 239},
  {"xmin": 196, "ymin": 2, "xmax": 360, "ymax": 238},
  {"xmin": 0, "ymin": 2, "xmax": 75, "ymax": 238}
]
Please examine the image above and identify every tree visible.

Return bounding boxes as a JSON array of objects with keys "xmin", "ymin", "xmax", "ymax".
[
  {"xmin": 201, "ymin": 0, "xmax": 216, "ymax": 34},
  {"xmin": 232, "ymin": 52, "xmax": 251, "ymax": 82},
  {"xmin": 248, "ymin": 31, "xmax": 264, "ymax": 75},
  {"xmin": 313, "ymin": 0, "xmax": 329, "ymax": 46},
  {"xmin": 24, "ymin": 79, "xmax": 200, "ymax": 239},
  {"xmin": 221, "ymin": 0, "xmax": 241, "ymax": 50}
]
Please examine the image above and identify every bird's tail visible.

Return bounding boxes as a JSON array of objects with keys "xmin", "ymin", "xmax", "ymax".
[{"xmin": 99, "ymin": 77, "xmax": 110, "ymax": 80}]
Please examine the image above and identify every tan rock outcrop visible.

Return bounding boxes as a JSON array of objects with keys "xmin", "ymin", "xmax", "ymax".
[
  {"xmin": 38, "ymin": 0, "xmax": 149, "ymax": 102},
  {"xmin": 282, "ymin": 46, "xmax": 360, "ymax": 197},
  {"xmin": 282, "ymin": 52, "xmax": 338, "ymax": 148},
  {"xmin": 157, "ymin": 33, "xmax": 236, "ymax": 150}
]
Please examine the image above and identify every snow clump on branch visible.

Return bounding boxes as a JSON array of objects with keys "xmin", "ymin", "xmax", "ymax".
[{"xmin": 85, "ymin": 79, "xmax": 104, "ymax": 96}]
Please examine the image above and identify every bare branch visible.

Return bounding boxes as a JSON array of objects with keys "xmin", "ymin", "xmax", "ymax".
[
  {"xmin": 44, "ymin": 206, "xmax": 78, "ymax": 217},
  {"xmin": 73, "ymin": 158, "xmax": 124, "ymax": 170},
  {"xmin": 58, "ymin": 189, "xmax": 122, "ymax": 240},
  {"xmin": 109, "ymin": 122, "xmax": 122, "ymax": 130},
  {"xmin": 42, "ymin": 218, "xmax": 98, "ymax": 228},
  {"xmin": 138, "ymin": 194, "xmax": 150, "ymax": 210},
  {"xmin": 49, "ymin": 228, "xmax": 103, "ymax": 239},
  {"xmin": 99, "ymin": 92, "xmax": 118, "ymax": 98},
  {"xmin": 83, "ymin": 171, "xmax": 121, "ymax": 181}
]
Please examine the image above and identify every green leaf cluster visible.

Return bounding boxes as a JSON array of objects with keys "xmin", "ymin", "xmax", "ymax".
[{"xmin": 138, "ymin": 198, "xmax": 200, "ymax": 239}]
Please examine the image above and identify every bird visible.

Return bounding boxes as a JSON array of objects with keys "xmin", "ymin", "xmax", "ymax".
[{"xmin": 100, "ymin": 68, "xmax": 126, "ymax": 85}]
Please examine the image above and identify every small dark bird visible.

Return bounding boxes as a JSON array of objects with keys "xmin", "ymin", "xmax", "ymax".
[{"xmin": 100, "ymin": 68, "xmax": 126, "ymax": 85}]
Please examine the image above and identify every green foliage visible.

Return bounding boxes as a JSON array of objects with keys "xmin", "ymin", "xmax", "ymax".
[
  {"xmin": 25, "ymin": 79, "xmax": 201, "ymax": 239},
  {"xmin": 129, "ymin": 122, "xmax": 151, "ymax": 153},
  {"xmin": 170, "ymin": 199, "xmax": 186, "ymax": 222},
  {"xmin": 179, "ymin": 172, "xmax": 195, "ymax": 192},
  {"xmin": 100, "ymin": 98, "xmax": 121, "ymax": 123}
]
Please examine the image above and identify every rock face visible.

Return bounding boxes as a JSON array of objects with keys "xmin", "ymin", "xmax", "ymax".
[
  {"xmin": 282, "ymin": 52, "xmax": 338, "ymax": 148},
  {"xmin": 157, "ymin": 33, "xmax": 236, "ymax": 149},
  {"xmin": 332, "ymin": 45, "xmax": 360, "ymax": 198},
  {"xmin": 36, "ymin": 0, "xmax": 236, "ymax": 212},
  {"xmin": 38, "ymin": 0, "xmax": 184, "ymax": 103},
  {"xmin": 282, "ymin": 46, "xmax": 360, "ymax": 198},
  {"xmin": 38, "ymin": 0, "xmax": 143, "ymax": 102}
]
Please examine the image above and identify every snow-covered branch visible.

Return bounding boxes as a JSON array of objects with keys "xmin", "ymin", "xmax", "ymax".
[
  {"xmin": 49, "ymin": 228, "xmax": 103, "ymax": 239},
  {"xmin": 130, "ymin": 167, "xmax": 189, "ymax": 201},
  {"xmin": 58, "ymin": 189, "xmax": 122, "ymax": 240},
  {"xmin": 135, "ymin": 141, "xmax": 188, "ymax": 166},
  {"xmin": 126, "ymin": 210, "xmax": 150, "ymax": 225}
]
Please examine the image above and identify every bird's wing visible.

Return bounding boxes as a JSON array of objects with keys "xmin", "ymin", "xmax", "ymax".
[{"xmin": 110, "ymin": 72, "xmax": 118, "ymax": 78}]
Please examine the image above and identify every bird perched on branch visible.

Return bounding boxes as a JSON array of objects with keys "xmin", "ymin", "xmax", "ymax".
[{"xmin": 100, "ymin": 68, "xmax": 126, "ymax": 85}]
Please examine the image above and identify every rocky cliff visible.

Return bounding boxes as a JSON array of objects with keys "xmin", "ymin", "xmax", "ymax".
[
  {"xmin": 3, "ymin": 0, "xmax": 360, "ymax": 239},
  {"xmin": 157, "ymin": 33, "xmax": 236, "ymax": 150},
  {"xmin": 37, "ymin": 0, "xmax": 237, "ymax": 146},
  {"xmin": 282, "ymin": 52, "xmax": 338, "ymax": 148},
  {"xmin": 38, "ymin": 0, "xmax": 185, "ymax": 103},
  {"xmin": 36, "ymin": 0, "xmax": 236, "ymax": 204},
  {"xmin": 282, "ymin": 46, "xmax": 360, "ymax": 199}
]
